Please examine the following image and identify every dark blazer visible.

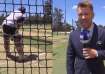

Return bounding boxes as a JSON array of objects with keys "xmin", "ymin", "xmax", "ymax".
[{"xmin": 67, "ymin": 23, "xmax": 105, "ymax": 74}]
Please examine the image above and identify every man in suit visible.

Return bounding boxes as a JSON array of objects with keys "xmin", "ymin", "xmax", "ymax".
[{"xmin": 67, "ymin": 1, "xmax": 105, "ymax": 74}]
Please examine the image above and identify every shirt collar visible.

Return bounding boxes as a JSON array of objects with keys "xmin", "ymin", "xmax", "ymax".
[{"xmin": 81, "ymin": 22, "xmax": 94, "ymax": 32}]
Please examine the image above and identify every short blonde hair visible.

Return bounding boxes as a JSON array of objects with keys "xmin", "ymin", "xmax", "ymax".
[{"xmin": 77, "ymin": 2, "xmax": 93, "ymax": 12}]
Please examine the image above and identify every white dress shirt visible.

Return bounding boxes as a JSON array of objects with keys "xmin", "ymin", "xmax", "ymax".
[{"xmin": 2, "ymin": 10, "xmax": 24, "ymax": 27}]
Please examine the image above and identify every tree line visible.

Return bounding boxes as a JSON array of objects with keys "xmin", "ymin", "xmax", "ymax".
[
  {"xmin": 52, "ymin": 7, "xmax": 72, "ymax": 32},
  {"xmin": 0, "ymin": 0, "xmax": 104, "ymax": 32},
  {"xmin": 0, "ymin": 0, "xmax": 52, "ymax": 25}
]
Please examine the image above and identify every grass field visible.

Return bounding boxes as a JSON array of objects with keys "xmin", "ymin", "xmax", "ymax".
[
  {"xmin": 53, "ymin": 32, "xmax": 69, "ymax": 74},
  {"xmin": 0, "ymin": 25, "xmax": 52, "ymax": 74},
  {"xmin": 53, "ymin": 32, "xmax": 105, "ymax": 74},
  {"xmin": 0, "ymin": 25, "xmax": 70, "ymax": 74}
]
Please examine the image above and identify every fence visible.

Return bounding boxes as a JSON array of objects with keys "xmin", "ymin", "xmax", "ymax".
[{"xmin": 0, "ymin": 0, "xmax": 52, "ymax": 74}]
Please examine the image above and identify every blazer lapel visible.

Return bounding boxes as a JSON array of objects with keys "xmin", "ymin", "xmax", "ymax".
[{"xmin": 89, "ymin": 23, "xmax": 98, "ymax": 48}]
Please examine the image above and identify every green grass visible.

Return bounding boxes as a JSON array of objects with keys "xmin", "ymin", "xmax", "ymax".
[
  {"xmin": 0, "ymin": 25, "xmax": 52, "ymax": 52},
  {"xmin": 0, "ymin": 25, "xmax": 52, "ymax": 74},
  {"xmin": 23, "ymin": 36, "xmax": 52, "ymax": 52},
  {"xmin": 53, "ymin": 33, "xmax": 69, "ymax": 74}
]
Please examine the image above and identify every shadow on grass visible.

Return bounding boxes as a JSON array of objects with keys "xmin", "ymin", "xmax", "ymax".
[
  {"xmin": 7, "ymin": 54, "xmax": 38, "ymax": 63},
  {"xmin": 23, "ymin": 36, "xmax": 52, "ymax": 44}
]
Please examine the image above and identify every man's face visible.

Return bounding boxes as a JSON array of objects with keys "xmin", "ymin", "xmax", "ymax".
[{"xmin": 77, "ymin": 7, "xmax": 94, "ymax": 29}]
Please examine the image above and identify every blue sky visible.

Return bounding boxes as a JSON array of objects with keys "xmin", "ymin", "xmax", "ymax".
[
  {"xmin": 53, "ymin": 0, "xmax": 105, "ymax": 25},
  {"xmin": 0, "ymin": 0, "xmax": 44, "ymax": 14},
  {"xmin": 0, "ymin": 0, "xmax": 105, "ymax": 25}
]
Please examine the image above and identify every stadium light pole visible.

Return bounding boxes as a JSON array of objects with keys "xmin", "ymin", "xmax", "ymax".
[{"xmin": 64, "ymin": 0, "xmax": 66, "ymax": 25}]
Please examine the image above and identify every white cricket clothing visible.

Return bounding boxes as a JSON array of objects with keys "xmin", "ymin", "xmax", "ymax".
[{"xmin": 2, "ymin": 10, "xmax": 24, "ymax": 27}]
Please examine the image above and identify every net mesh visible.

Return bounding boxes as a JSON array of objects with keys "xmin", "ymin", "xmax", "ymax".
[{"xmin": 0, "ymin": 0, "xmax": 52, "ymax": 74}]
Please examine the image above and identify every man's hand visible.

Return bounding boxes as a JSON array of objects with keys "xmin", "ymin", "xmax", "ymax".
[{"xmin": 83, "ymin": 48, "xmax": 98, "ymax": 59}]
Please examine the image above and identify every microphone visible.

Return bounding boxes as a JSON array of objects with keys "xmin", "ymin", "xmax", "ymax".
[{"xmin": 80, "ymin": 29, "xmax": 91, "ymax": 48}]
